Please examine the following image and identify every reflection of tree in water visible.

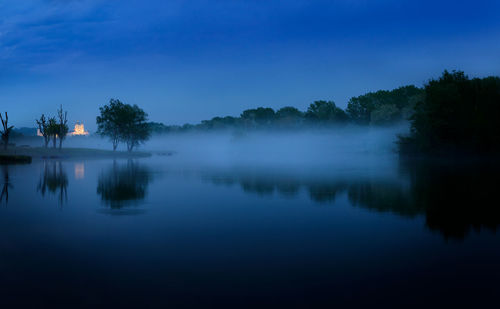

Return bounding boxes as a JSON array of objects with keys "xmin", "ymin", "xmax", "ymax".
[
  {"xmin": 402, "ymin": 161, "xmax": 500, "ymax": 240},
  {"xmin": 240, "ymin": 178, "xmax": 276, "ymax": 196},
  {"xmin": 38, "ymin": 161, "xmax": 68, "ymax": 205},
  {"xmin": 347, "ymin": 181, "xmax": 420, "ymax": 217},
  {"xmin": 346, "ymin": 163, "xmax": 500, "ymax": 240},
  {"xmin": 208, "ymin": 173, "xmax": 301, "ymax": 197},
  {"xmin": 275, "ymin": 180, "xmax": 301, "ymax": 197},
  {"xmin": 205, "ymin": 163, "xmax": 500, "ymax": 240},
  {"xmin": 1, "ymin": 165, "xmax": 12, "ymax": 204},
  {"xmin": 309, "ymin": 183, "xmax": 347, "ymax": 203},
  {"xmin": 206, "ymin": 172, "xmax": 351, "ymax": 202},
  {"xmin": 97, "ymin": 160, "xmax": 152, "ymax": 209}
]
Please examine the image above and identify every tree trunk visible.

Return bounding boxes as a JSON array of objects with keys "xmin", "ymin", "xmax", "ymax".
[
  {"xmin": 59, "ymin": 137, "xmax": 63, "ymax": 149},
  {"xmin": 53, "ymin": 136, "xmax": 57, "ymax": 148}
]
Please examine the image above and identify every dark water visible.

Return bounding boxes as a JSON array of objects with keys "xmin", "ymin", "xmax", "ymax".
[{"xmin": 1, "ymin": 156, "xmax": 499, "ymax": 307}]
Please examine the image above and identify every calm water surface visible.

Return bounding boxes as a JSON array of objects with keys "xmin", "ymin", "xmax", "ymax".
[{"xmin": 0, "ymin": 155, "xmax": 499, "ymax": 307}]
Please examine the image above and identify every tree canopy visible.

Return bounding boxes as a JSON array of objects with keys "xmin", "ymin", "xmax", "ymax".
[
  {"xmin": 96, "ymin": 99, "xmax": 151, "ymax": 151},
  {"xmin": 399, "ymin": 71, "xmax": 500, "ymax": 155},
  {"xmin": 305, "ymin": 100, "xmax": 348, "ymax": 123},
  {"xmin": 346, "ymin": 85, "xmax": 424, "ymax": 125},
  {"xmin": 147, "ymin": 85, "xmax": 424, "ymax": 134}
]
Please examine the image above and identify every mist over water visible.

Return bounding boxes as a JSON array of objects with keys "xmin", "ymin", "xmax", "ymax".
[{"xmin": 145, "ymin": 124, "xmax": 409, "ymax": 171}]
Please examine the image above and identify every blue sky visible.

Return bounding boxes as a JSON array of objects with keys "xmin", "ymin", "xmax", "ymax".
[{"xmin": 1, "ymin": 0, "xmax": 500, "ymax": 130}]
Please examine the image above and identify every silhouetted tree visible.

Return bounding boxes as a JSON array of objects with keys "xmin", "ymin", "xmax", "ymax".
[
  {"xmin": 241, "ymin": 107, "xmax": 276, "ymax": 127},
  {"xmin": 96, "ymin": 99, "xmax": 123, "ymax": 150},
  {"xmin": 97, "ymin": 99, "xmax": 151, "ymax": 151},
  {"xmin": 347, "ymin": 85, "xmax": 424, "ymax": 125},
  {"xmin": 36, "ymin": 114, "xmax": 50, "ymax": 148},
  {"xmin": 0, "ymin": 112, "xmax": 14, "ymax": 150},
  {"xmin": 57, "ymin": 105, "xmax": 69, "ymax": 149},
  {"xmin": 399, "ymin": 70, "xmax": 500, "ymax": 154},
  {"xmin": 200, "ymin": 116, "xmax": 241, "ymax": 130},
  {"xmin": 305, "ymin": 101, "xmax": 348, "ymax": 123},
  {"xmin": 120, "ymin": 104, "xmax": 151, "ymax": 152},
  {"xmin": 47, "ymin": 117, "xmax": 59, "ymax": 148},
  {"xmin": 275, "ymin": 106, "xmax": 303, "ymax": 127}
]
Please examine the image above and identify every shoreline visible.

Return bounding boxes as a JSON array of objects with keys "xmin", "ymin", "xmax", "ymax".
[{"xmin": 0, "ymin": 146, "xmax": 152, "ymax": 162}]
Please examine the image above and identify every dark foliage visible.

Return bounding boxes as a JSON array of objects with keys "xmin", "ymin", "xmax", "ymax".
[
  {"xmin": 346, "ymin": 85, "xmax": 424, "ymax": 125},
  {"xmin": 96, "ymin": 99, "xmax": 152, "ymax": 151},
  {"xmin": 305, "ymin": 100, "xmax": 348, "ymax": 123},
  {"xmin": 399, "ymin": 71, "xmax": 500, "ymax": 155},
  {"xmin": 149, "ymin": 85, "xmax": 423, "ymax": 134}
]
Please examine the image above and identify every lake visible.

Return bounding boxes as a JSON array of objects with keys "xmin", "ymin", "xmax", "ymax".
[{"xmin": 1, "ymin": 154, "xmax": 499, "ymax": 307}]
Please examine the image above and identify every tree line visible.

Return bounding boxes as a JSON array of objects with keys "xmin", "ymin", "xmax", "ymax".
[
  {"xmin": 148, "ymin": 85, "xmax": 424, "ymax": 134},
  {"xmin": 3, "ymin": 70, "xmax": 500, "ymax": 155}
]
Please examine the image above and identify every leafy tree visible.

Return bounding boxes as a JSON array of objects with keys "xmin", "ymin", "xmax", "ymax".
[
  {"xmin": 200, "ymin": 116, "xmax": 241, "ymax": 130},
  {"xmin": 119, "ymin": 104, "xmax": 151, "ymax": 151},
  {"xmin": 305, "ymin": 101, "xmax": 348, "ymax": 123},
  {"xmin": 96, "ymin": 99, "xmax": 151, "ymax": 151},
  {"xmin": 370, "ymin": 104, "xmax": 400, "ymax": 125},
  {"xmin": 275, "ymin": 106, "xmax": 303, "ymax": 127},
  {"xmin": 399, "ymin": 70, "xmax": 500, "ymax": 154},
  {"xmin": 241, "ymin": 107, "xmax": 275, "ymax": 126},
  {"xmin": 347, "ymin": 85, "xmax": 424, "ymax": 124},
  {"xmin": 0, "ymin": 112, "xmax": 13, "ymax": 150},
  {"xmin": 96, "ymin": 99, "xmax": 124, "ymax": 150},
  {"xmin": 36, "ymin": 114, "xmax": 50, "ymax": 148}
]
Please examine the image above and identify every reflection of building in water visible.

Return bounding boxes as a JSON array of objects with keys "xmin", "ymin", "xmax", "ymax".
[
  {"xmin": 74, "ymin": 163, "xmax": 85, "ymax": 179},
  {"xmin": 69, "ymin": 121, "xmax": 89, "ymax": 136}
]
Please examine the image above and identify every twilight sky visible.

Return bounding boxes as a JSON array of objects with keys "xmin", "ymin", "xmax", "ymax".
[{"xmin": 1, "ymin": 0, "xmax": 500, "ymax": 130}]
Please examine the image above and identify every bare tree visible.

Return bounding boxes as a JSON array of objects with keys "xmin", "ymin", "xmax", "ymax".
[
  {"xmin": 47, "ymin": 117, "xmax": 58, "ymax": 148},
  {"xmin": 36, "ymin": 114, "xmax": 50, "ymax": 148},
  {"xmin": 57, "ymin": 105, "xmax": 69, "ymax": 149},
  {"xmin": 0, "ymin": 112, "xmax": 14, "ymax": 150}
]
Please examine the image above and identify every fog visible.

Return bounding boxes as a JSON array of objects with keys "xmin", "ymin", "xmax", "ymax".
[
  {"xmin": 16, "ymin": 124, "xmax": 409, "ymax": 177},
  {"xmin": 142, "ymin": 124, "xmax": 410, "ymax": 175}
]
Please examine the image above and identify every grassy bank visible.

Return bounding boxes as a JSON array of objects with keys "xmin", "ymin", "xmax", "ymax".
[{"xmin": 0, "ymin": 146, "xmax": 151, "ymax": 161}]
